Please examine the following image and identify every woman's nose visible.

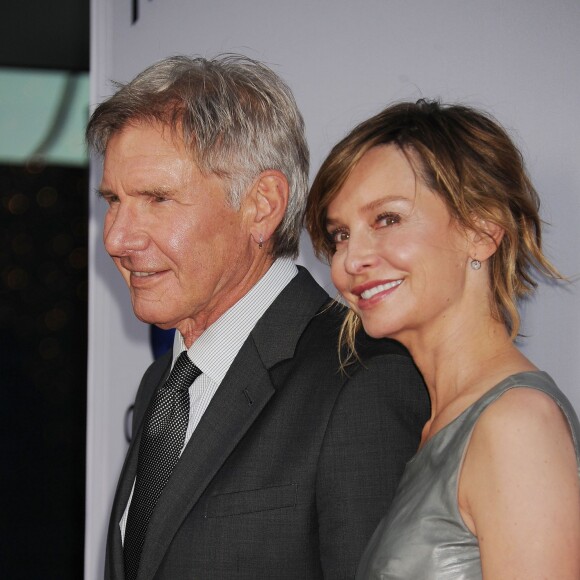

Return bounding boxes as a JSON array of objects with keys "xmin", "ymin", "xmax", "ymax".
[{"xmin": 344, "ymin": 231, "xmax": 380, "ymax": 275}]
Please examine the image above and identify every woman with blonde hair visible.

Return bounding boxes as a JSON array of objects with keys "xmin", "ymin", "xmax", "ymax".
[{"xmin": 306, "ymin": 100, "xmax": 580, "ymax": 579}]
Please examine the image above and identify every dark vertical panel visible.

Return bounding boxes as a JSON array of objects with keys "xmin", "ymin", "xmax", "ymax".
[
  {"xmin": 0, "ymin": 0, "xmax": 89, "ymax": 70},
  {"xmin": 0, "ymin": 164, "xmax": 88, "ymax": 579}
]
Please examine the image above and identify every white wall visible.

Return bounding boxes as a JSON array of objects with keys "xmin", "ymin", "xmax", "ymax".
[{"xmin": 86, "ymin": 0, "xmax": 580, "ymax": 577}]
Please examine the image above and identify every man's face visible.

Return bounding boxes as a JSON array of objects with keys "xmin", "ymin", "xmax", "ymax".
[{"xmin": 99, "ymin": 121, "xmax": 257, "ymax": 338}]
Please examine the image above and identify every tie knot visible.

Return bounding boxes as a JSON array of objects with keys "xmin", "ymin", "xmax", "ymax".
[{"xmin": 164, "ymin": 351, "xmax": 202, "ymax": 391}]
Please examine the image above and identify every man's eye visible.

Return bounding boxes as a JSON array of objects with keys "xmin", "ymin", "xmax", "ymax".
[
  {"xmin": 376, "ymin": 213, "xmax": 400, "ymax": 227},
  {"xmin": 103, "ymin": 195, "xmax": 119, "ymax": 206},
  {"xmin": 96, "ymin": 190, "xmax": 119, "ymax": 206}
]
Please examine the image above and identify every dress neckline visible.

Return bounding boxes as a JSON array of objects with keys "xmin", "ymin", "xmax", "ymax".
[{"xmin": 407, "ymin": 370, "xmax": 549, "ymax": 465}]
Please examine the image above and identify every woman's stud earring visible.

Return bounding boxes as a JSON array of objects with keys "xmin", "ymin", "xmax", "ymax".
[{"xmin": 470, "ymin": 259, "xmax": 481, "ymax": 270}]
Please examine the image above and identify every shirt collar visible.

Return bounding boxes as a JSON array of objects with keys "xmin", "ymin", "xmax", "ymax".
[{"xmin": 173, "ymin": 258, "xmax": 297, "ymax": 385}]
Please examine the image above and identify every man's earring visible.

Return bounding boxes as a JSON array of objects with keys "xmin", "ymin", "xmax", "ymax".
[
  {"xmin": 470, "ymin": 259, "xmax": 481, "ymax": 270},
  {"xmin": 258, "ymin": 234, "xmax": 263, "ymax": 249}
]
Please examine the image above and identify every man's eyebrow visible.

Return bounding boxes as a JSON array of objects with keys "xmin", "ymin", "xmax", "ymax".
[
  {"xmin": 144, "ymin": 187, "xmax": 174, "ymax": 198},
  {"xmin": 95, "ymin": 187, "xmax": 111, "ymax": 198},
  {"xmin": 94, "ymin": 187, "xmax": 176, "ymax": 198}
]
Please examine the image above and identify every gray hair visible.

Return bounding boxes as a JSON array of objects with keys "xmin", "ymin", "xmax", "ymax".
[{"xmin": 86, "ymin": 54, "xmax": 309, "ymax": 258}]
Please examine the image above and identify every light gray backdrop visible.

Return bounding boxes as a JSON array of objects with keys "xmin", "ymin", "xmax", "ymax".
[{"xmin": 86, "ymin": 0, "xmax": 580, "ymax": 577}]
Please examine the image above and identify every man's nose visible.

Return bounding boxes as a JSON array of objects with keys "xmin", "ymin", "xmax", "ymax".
[{"xmin": 103, "ymin": 204, "xmax": 148, "ymax": 257}]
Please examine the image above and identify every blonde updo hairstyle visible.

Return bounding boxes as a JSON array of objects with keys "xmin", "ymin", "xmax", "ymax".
[{"xmin": 305, "ymin": 100, "xmax": 562, "ymax": 357}]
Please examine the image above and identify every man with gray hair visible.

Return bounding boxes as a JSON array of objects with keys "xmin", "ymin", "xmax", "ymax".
[{"xmin": 87, "ymin": 55, "xmax": 428, "ymax": 580}]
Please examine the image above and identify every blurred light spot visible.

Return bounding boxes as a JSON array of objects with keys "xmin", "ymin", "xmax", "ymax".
[
  {"xmin": 70, "ymin": 217, "xmax": 87, "ymax": 238},
  {"xmin": 3, "ymin": 267, "xmax": 29, "ymax": 290},
  {"xmin": 11, "ymin": 232, "xmax": 34, "ymax": 256},
  {"xmin": 44, "ymin": 268, "xmax": 68, "ymax": 292},
  {"xmin": 36, "ymin": 186, "xmax": 59, "ymax": 208},
  {"xmin": 8, "ymin": 192, "xmax": 29, "ymax": 214},
  {"xmin": 52, "ymin": 233, "xmax": 73, "ymax": 255},
  {"xmin": 68, "ymin": 247, "xmax": 87, "ymax": 269},
  {"xmin": 45, "ymin": 308, "xmax": 68, "ymax": 331},
  {"xmin": 25, "ymin": 160, "xmax": 45, "ymax": 174},
  {"xmin": 38, "ymin": 337, "xmax": 61, "ymax": 360}
]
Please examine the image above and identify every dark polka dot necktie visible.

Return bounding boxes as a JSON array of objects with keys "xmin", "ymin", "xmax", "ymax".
[{"xmin": 123, "ymin": 351, "xmax": 202, "ymax": 580}]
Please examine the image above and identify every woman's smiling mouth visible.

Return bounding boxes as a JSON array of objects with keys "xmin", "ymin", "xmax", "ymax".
[{"xmin": 359, "ymin": 279, "xmax": 403, "ymax": 300}]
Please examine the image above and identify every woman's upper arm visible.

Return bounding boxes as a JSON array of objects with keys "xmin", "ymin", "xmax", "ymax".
[{"xmin": 459, "ymin": 387, "xmax": 580, "ymax": 580}]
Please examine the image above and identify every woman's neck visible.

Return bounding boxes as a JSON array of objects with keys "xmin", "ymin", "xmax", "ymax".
[{"xmin": 403, "ymin": 315, "xmax": 536, "ymax": 447}]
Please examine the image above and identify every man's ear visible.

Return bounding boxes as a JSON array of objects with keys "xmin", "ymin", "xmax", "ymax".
[
  {"xmin": 246, "ymin": 170, "xmax": 289, "ymax": 245},
  {"xmin": 469, "ymin": 218, "xmax": 505, "ymax": 262}
]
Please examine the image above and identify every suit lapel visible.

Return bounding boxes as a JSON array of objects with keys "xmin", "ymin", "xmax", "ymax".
[
  {"xmin": 106, "ymin": 431, "xmax": 139, "ymax": 580},
  {"xmin": 250, "ymin": 267, "xmax": 330, "ymax": 368},
  {"xmin": 106, "ymin": 354, "xmax": 173, "ymax": 580},
  {"xmin": 137, "ymin": 341, "xmax": 276, "ymax": 579},
  {"xmin": 130, "ymin": 268, "xmax": 330, "ymax": 580}
]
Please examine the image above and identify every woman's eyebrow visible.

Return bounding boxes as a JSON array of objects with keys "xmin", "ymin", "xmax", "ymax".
[{"xmin": 361, "ymin": 195, "xmax": 410, "ymax": 212}]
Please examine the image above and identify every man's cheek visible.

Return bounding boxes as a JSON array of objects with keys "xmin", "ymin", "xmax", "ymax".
[{"xmin": 113, "ymin": 259, "xmax": 131, "ymax": 285}]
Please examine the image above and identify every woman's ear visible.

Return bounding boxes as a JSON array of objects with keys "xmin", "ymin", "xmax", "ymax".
[
  {"xmin": 469, "ymin": 217, "xmax": 505, "ymax": 262},
  {"xmin": 245, "ymin": 170, "xmax": 289, "ymax": 246}
]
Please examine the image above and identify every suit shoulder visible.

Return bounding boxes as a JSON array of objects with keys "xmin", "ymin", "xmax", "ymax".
[
  {"xmin": 300, "ymin": 300, "xmax": 415, "ymax": 363},
  {"xmin": 296, "ymin": 302, "xmax": 425, "ymax": 390},
  {"xmin": 356, "ymin": 332, "xmax": 414, "ymax": 360}
]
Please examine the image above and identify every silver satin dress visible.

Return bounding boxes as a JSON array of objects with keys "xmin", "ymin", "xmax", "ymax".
[{"xmin": 356, "ymin": 371, "xmax": 580, "ymax": 580}]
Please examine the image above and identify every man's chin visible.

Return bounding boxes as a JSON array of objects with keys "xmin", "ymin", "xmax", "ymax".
[
  {"xmin": 132, "ymin": 306, "xmax": 173, "ymax": 329},
  {"xmin": 148, "ymin": 321, "xmax": 176, "ymax": 331}
]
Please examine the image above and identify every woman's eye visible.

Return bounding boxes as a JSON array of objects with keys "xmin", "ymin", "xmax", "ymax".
[
  {"xmin": 376, "ymin": 213, "xmax": 400, "ymax": 227},
  {"xmin": 328, "ymin": 228, "xmax": 350, "ymax": 245}
]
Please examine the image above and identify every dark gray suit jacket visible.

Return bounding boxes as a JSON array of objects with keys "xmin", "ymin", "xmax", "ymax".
[{"xmin": 105, "ymin": 268, "xmax": 429, "ymax": 580}]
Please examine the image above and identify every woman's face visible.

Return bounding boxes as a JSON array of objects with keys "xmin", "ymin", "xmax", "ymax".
[{"xmin": 326, "ymin": 144, "xmax": 472, "ymax": 343}]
